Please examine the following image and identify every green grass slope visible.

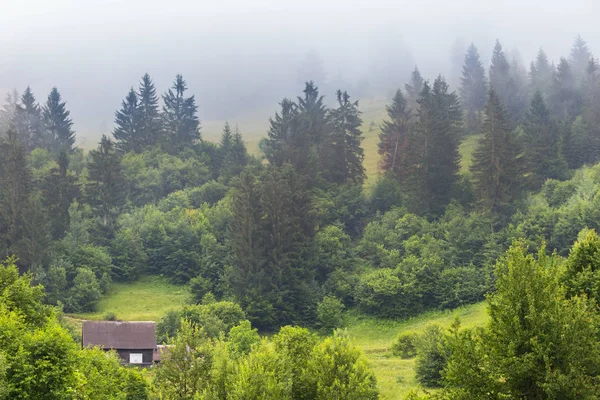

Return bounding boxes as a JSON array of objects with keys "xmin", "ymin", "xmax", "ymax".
[
  {"xmin": 347, "ymin": 302, "xmax": 488, "ymax": 399},
  {"xmin": 72, "ymin": 276, "xmax": 190, "ymax": 321}
]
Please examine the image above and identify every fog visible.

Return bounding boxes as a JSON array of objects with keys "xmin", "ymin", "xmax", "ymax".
[{"xmin": 0, "ymin": 0, "xmax": 598, "ymax": 144}]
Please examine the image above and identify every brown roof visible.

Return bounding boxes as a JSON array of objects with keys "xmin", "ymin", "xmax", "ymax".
[{"xmin": 82, "ymin": 321, "xmax": 156, "ymax": 349}]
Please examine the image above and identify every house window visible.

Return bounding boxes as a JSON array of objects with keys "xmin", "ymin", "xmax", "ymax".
[{"xmin": 130, "ymin": 353, "xmax": 143, "ymax": 364}]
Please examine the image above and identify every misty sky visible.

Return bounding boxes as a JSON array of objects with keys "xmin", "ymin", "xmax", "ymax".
[{"xmin": 0, "ymin": 0, "xmax": 598, "ymax": 144}]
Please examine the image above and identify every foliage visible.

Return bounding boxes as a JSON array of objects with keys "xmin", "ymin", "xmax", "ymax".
[
  {"xmin": 391, "ymin": 331, "xmax": 418, "ymax": 358},
  {"xmin": 317, "ymin": 296, "xmax": 345, "ymax": 332}
]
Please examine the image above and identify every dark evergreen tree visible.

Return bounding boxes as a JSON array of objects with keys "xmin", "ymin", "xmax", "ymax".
[
  {"xmin": 162, "ymin": 74, "xmax": 201, "ymax": 153},
  {"xmin": 230, "ymin": 165, "xmax": 315, "ymax": 329},
  {"xmin": 0, "ymin": 130, "xmax": 32, "ymax": 261},
  {"xmin": 220, "ymin": 123, "xmax": 248, "ymax": 182},
  {"xmin": 42, "ymin": 87, "xmax": 75, "ymax": 153},
  {"xmin": 113, "ymin": 88, "xmax": 142, "ymax": 153},
  {"xmin": 489, "ymin": 40, "xmax": 523, "ymax": 127},
  {"xmin": 0, "ymin": 90, "xmax": 19, "ymax": 136},
  {"xmin": 85, "ymin": 135, "xmax": 126, "ymax": 230},
  {"xmin": 522, "ymin": 91, "xmax": 568, "ymax": 188},
  {"xmin": 550, "ymin": 58, "xmax": 581, "ymax": 122},
  {"xmin": 570, "ymin": 35, "xmax": 592, "ymax": 83},
  {"xmin": 136, "ymin": 73, "xmax": 162, "ymax": 148},
  {"xmin": 324, "ymin": 90, "xmax": 365, "ymax": 184},
  {"xmin": 264, "ymin": 98, "xmax": 298, "ymax": 166},
  {"xmin": 14, "ymin": 87, "xmax": 44, "ymax": 151},
  {"xmin": 404, "ymin": 77, "xmax": 462, "ymax": 216},
  {"xmin": 460, "ymin": 43, "xmax": 487, "ymax": 134},
  {"xmin": 529, "ymin": 48, "xmax": 555, "ymax": 99},
  {"xmin": 405, "ymin": 66, "xmax": 424, "ymax": 111},
  {"xmin": 297, "ymin": 81, "xmax": 330, "ymax": 180},
  {"xmin": 41, "ymin": 149, "xmax": 79, "ymax": 239},
  {"xmin": 470, "ymin": 90, "xmax": 523, "ymax": 214},
  {"xmin": 378, "ymin": 89, "xmax": 412, "ymax": 179}
]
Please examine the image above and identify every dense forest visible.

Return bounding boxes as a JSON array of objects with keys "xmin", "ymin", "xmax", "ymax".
[{"xmin": 3, "ymin": 35, "xmax": 600, "ymax": 398}]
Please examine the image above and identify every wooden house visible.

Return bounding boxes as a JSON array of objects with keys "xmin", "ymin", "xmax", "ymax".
[{"xmin": 82, "ymin": 321, "xmax": 156, "ymax": 365}]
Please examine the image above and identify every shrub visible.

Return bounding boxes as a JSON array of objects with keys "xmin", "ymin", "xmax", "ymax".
[
  {"xmin": 392, "ymin": 332, "xmax": 418, "ymax": 358},
  {"xmin": 103, "ymin": 312, "xmax": 118, "ymax": 321},
  {"xmin": 316, "ymin": 296, "xmax": 345, "ymax": 332},
  {"xmin": 415, "ymin": 325, "xmax": 449, "ymax": 388}
]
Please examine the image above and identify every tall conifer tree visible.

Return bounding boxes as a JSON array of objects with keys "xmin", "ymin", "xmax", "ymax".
[
  {"xmin": 42, "ymin": 87, "xmax": 75, "ymax": 153},
  {"xmin": 460, "ymin": 43, "xmax": 487, "ymax": 134},
  {"xmin": 470, "ymin": 90, "xmax": 523, "ymax": 214},
  {"xmin": 162, "ymin": 74, "xmax": 201, "ymax": 153},
  {"xmin": 13, "ymin": 87, "xmax": 44, "ymax": 151},
  {"xmin": 378, "ymin": 89, "xmax": 412, "ymax": 179},
  {"xmin": 570, "ymin": 35, "xmax": 592, "ymax": 83},
  {"xmin": 113, "ymin": 88, "xmax": 141, "ymax": 153},
  {"xmin": 136, "ymin": 73, "xmax": 162, "ymax": 148},
  {"xmin": 530, "ymin": 49, "xmax": 555, "ymax": 98},
  {"xmin": 325, "ymin": 90, "xmax": 365, "ymax": 184},
  {"xmin": 405, "ymin": 66, "xmax": 424, "ymax": 111},
  {"xmin": 522, "ymin": 91, "xmax": 568, "ymax": 188},
  {"xmin": 404, "ymin": 77, "xmax": 462, "ymax": 216},
  {"xmin": 86, "ymin": 135, "xmax": 126, "ymax": 229}
]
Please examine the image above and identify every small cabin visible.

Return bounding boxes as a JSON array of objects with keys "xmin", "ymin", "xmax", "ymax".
[{"xmin": 82, "ymin": 321, "xmax": 156, "ymax": 365}]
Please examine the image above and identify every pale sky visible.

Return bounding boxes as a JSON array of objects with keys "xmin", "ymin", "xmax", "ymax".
[{"xmin": 0, "ymin": 0, "xmax": 598, "ymax": 143}]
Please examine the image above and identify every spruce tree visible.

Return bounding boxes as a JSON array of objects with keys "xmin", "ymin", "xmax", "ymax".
[
  {"xmin": 0, "ymin": 90, "xmax": 19, "ymax": 137},
  {"xmin": 162, "ymin": 74, "xmax": 201, "ymax": 153},
  {"xmin": 489, "ymin": 40, "xmax": 523, "ymax": 127},
  {"xmin": 136, "ymin": 73, "xmax": 162, "ymax": 149},
  {"xmin": 550, "ymin": 58, "xmax": 580, "ymax": 122},
  {"xmin": 529, "ymin": 49, "xmax": 555, "ymax": 99},
  {"xmin": 325, "ymin": 90, "xmax": 365, "ymax": 184},
  {"xmin": 404, "ymin": 77, "xmax": 462, "ymax": 216},
  {"xmin": 570, "ymin": 35, "xmax": 592, "ymax": 83},
  {"xmin": 0, "ymin": 130, "xmax": 32, "ymax": 260},
  {"xmin": 264, "ymin": 98, "xmax": 298, "ymax": 166},
  {"xmin": 460, "ymin": 43, "xmax": 487, "ymax": 134},
  {"xmin": 85, "ymin": 135, "xmax": 126, "ymax": 229},
  {"xmin": 522, "ymin": 91, "xmax": 568, "ymax": 188},
  {"xmin": 405, "ymin": 66, "xmax": 424, "ymax": 111},
  {"xmin": 14, "ymin": 87, "xmax": 44, "ymax": 151},
  {"xmin": 297, "ymin": 81, "xmax": 330, "ymax": 180},
  {"xmin": 42, "ymin": 87, "xmax": 75, "ymax": 153},
  {"xmin": 113, "ymin": 88, "xmax": 141, "ymax": 153},
  {"xmin": 41, "ymin": 149, "xmax": 79, "ymax": 239},
  {"xmin": 470, "ymin": 90, "xmax": 523, "ymax": 214},
  {"xmin": 220, "ymin": 123, "xmax": 248, "ymax": 182},
  {"xmin": 378, "ymin": 89, "xmax": 412, "ymax": 179}
]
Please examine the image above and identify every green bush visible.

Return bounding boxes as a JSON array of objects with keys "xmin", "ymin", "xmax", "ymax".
[
  {"xmin": 317, "ymin": 296, "xmax": 345, "ymax": 332},
  {"xmin": 415, "ymin": 325, "xmax": 449, "ymax": 388},
  {"xmin": 392, "ymin": 332, "xmax": 418, "ymax": 358},
  {"xmin": 103, "ymin": 311, "xmax": 117, "ymax": 321}
]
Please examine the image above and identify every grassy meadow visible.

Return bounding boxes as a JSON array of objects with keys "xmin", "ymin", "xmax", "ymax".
[{"xmin": 72, "ymin": 275, "xmax": 190, "ymax": 321}]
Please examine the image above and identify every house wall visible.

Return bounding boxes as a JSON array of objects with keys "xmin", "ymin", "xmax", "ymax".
[{"xmin": 111, "ymin": 348, "xmax": 154, "ymax": 365}]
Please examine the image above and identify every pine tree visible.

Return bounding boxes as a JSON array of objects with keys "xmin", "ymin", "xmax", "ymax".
[
  {"xmin": 14, "ymin": 87, "xmax": 44, "ymax": 151},
  {"xmin": 113, "ymin": 88, "xmax": 141, "ymax": 153},
  {"xmin": 220, "ymin": 123, "xmax": 248, "ymax": 182},
  {"xmin": 570, "ymin": 35, "xmax": 592, "ymax": 83},
  {"xmin": 470, "ymin": 90, "xmax": 523, "ymax": 214},
  {"xmin": 522, "ymin": 91, "xmax": 568, "ymax": 188},
  {"xmin": 85, "ymin": 135, "xmax": 126, "ymax": 229},
  {"xmin": 264, "ymin": 98, "xmax": 298, "ymax": 166},
  {"xmin": 325, "ymin": 90, "xmax": 365, "ymax": 184},
  {"xmin": 297, "ymin": 81, "xmax": 329, "ymax": 179},
  {"xmin": 550, "ymin": 58, "xmax": 581, "ymax": 121},
  {"xmin": 0, "ymin": 130, "xmax": 32, "ymax": 260},
  {"xmin": 41, "ymin": 149, "xmax": 79, "ymax": 239},
  {"xmin": 136, "ymin": 73, "xmax": 162, "ymax": 149},
  {"xmin": 378, "ymin": 89, "xmax": 412, "ymax": 179},
  {"xmin": 405, "ymin": 66, "xmax": 424, "ymax": 111},
  {"xmin": 530, "ymin": 49, "xmax": 555, "ymax": 98},
  {"xmin": 0, "ymin": 90, "xmax": 20, "ymax": 137},
  {"xmin": 460, "ymin": 43, "xmax": 487, "ymax": 134},
  {"xmin": 42, "ymin": 87, "xmax": 75, "ymax": 153},
  {"xmin": 489, "ymin": 40, "xmax": 523, "ymax": 127},
  {"xmin": 404, "ymin": 77, "xmax": 462, "ymax": 216},
  {"xmin": 162, "ymin": 74, "xmax": 201, "ymax": 153}
]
